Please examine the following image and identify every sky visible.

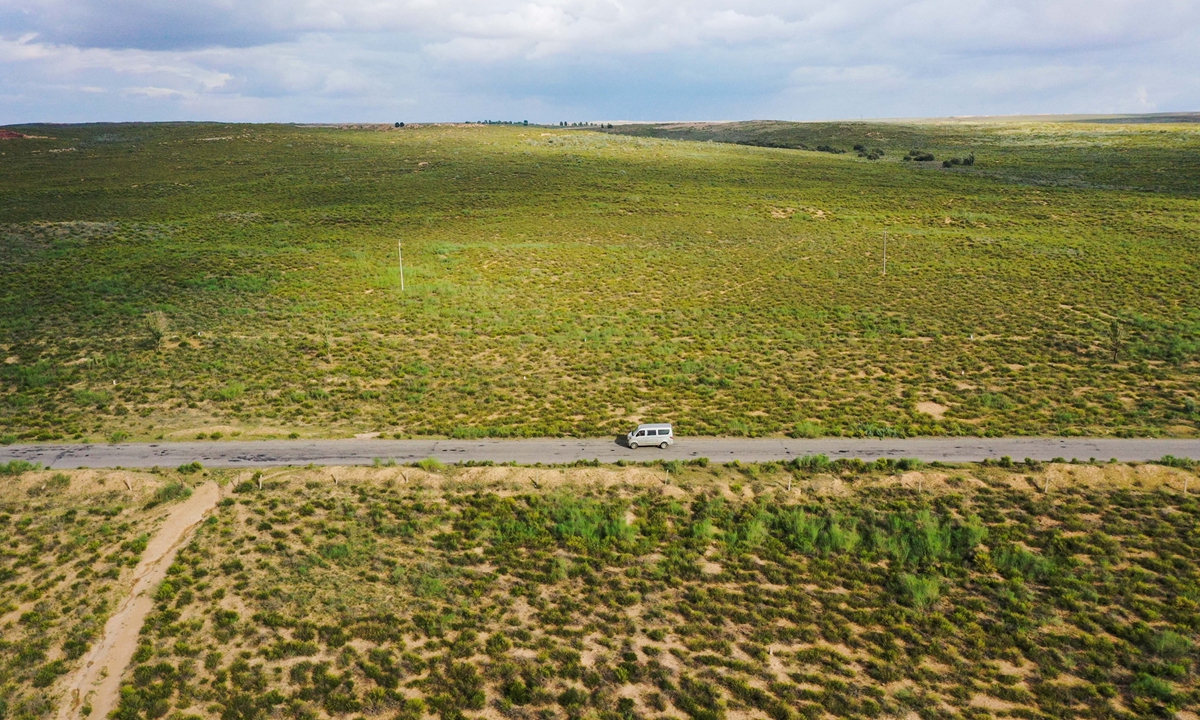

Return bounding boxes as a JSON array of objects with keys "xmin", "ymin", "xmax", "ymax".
[{"xmin": 1, "ymin": 0, "xmax": 1198, "ymax": 124}]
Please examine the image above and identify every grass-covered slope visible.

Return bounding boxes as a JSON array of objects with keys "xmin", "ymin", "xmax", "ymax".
[
  {"xmin": 0, "ymin": 121, "xmax": 1198, "ymax": 442},
  {"xmin": 2, "ymin": 461, "xmax": 1199, "ymax": 720}
]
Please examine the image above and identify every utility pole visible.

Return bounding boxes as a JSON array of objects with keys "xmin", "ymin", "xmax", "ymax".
[
  {"xmin": 882, "ymin": 231, "xmax": 887, "ymax": 276},
  {"xmin": 397, "ymin": 239, "xmax": 405, "ymax": 293}
]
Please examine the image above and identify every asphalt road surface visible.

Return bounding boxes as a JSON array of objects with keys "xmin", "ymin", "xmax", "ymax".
[{"xmin": 2, "ymin": 437, "xmax": 1198, "ymax": 469}]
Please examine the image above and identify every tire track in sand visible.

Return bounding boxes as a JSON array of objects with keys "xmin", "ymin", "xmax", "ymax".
[{"xmin": 56, "ymin": 482, "xmax": 221, "ymax": 720}]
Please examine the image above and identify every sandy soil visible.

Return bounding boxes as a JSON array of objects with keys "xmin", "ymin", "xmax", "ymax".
[
  {"xmin": 915, "ymin": 401, "xmax": 947, "ymax": 419},
  {"xmin": 55, "ymin": 482, "xmax": 221, "ymax": 720}
]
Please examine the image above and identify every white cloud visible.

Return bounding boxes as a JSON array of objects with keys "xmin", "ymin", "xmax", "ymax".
[
  {"xmin": 0, "ymin": 34, "xmax": 232, "ymax": 90},
  {"xmin": 0, "ymin": 0, "xmax": 1198, "ymax": 122},
  {"xmin": 123, "ymin": 85, "xmax": 187, "ymax": 98}
]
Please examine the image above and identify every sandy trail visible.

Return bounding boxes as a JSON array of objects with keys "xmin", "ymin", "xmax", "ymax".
[{"xmin": 56, "ymin": 482, "xmax": 220, "ymax": 720}]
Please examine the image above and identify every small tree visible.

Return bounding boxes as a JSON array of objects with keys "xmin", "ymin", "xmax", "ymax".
[{"xmin": 1109, "ymin": 319, "xmax": 1123, "ymax": 362}]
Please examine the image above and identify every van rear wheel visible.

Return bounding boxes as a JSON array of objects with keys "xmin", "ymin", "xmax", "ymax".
[
  {"xmin": 659, "ymin": 441, "xmax": 668, "ymax": 449},
  {"xmin": 629, "ymin": 442, "xmax": 639, "ymax": 449}
]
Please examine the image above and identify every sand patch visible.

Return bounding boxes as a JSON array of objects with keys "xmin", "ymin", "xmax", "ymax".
[{"xmin": 916, "ymin": 401, "xmax": 947, "ymax": 419}]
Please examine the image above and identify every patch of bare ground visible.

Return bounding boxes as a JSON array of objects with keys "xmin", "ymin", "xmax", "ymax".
[{"xmin": 915, "ymin": 401, "xmax": 947, "ymax": 419}]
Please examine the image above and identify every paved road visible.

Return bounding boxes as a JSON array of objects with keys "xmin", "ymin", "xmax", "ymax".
[{"xmin": 1, "ymin": 437, "xmax": 1198, "ymax": 469}]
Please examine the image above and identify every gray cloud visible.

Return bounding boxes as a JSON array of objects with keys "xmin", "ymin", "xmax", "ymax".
[{"xmin": 1, "ymin": 0, "xmax": 1197, "ymax": 123}]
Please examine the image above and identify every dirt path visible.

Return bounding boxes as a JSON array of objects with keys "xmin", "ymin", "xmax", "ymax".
[{"xmin": 56, "ymin": 482, "xmax": 220, "ymax": 720}]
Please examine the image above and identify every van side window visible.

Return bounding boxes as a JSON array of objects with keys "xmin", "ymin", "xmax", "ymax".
[
  {"xmin": 636, "ymin": 430, "xmax": 646, "ymax": 437},
  {"xmin": 657, "ymin": 429, "xmax": 668, "ymax": 435}
]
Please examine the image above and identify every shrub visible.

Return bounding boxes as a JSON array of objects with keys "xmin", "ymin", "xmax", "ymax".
[
  {"xmin": 486, "ymin": 632, "xmax": 511, "ymax": 656},
  {"xmin": 790, "ymin": 420, "xmax": 824, "ymax": 438},
  {"xmin": 899, "ymin": 574, "xmax": 940, "ymax": 608},
  {"xmin": 1150, "ymin": 630, "xmax": 1193, "ymax": 659},
  {"xmin": 788, "ymin": 454, "xmax": 832, "ymax": 473},
  {"xmin": 0, "ymin": 460, "xmax": 38, "ymax": 475},
  {"xmin": 74, "ymin": 389, "xmax": 111, "ymax": 407},
  {"xmin": 993, "ymin": 543, "xmax": 1054, "ymax": 581},
  {"xmin": 32, "ymin": 660, "xmax": 68, "ymax": 688},
  {"xmin": 1157, "ymin": 455, "xmax": 1194, "ymax": 469},
  {"xmin": 1131, "ymin": 673, "xmax": 1173, "ymax": 702},
  {"xmin": 319, "ymin": 543, "xmax": 351, "ymax": 561},
  {"xmin": 416, "ymin": 457, "xmax": 445, "ymax": 472},
  {"xmin": 213, "ymin": 382, "xmax": 246, "ymax": 401},
  {"xmin": 148, "ymin": 481, "xmax": 192, "ymax": 507},
  {"xmin": 28, "ymin": 472, "xmax": 72, "ymax": 496},
  {"xmin": 550, "ymin": 497, "xmax": 634, "ymax": 549},
  {"xmin": 177, "ymin": 462, "xmax": 202, "ymax": 474},
  {"xmin": 558, "ymin": 688, "xmax": 588, "ymax": 708}
]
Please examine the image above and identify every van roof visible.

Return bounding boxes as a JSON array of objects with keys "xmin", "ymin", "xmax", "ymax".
[{"xmin": 636, "ymin": 423, "xmax": 673, "ymax": 429}]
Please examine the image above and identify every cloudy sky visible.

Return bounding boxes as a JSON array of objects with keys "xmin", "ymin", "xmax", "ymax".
[{"xmin": 1, "ymin": 0, "xmax": 1197, "ymax": 123}]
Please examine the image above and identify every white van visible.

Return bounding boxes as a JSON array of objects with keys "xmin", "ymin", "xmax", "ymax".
[{"xmin": 627, "ymin": 423, "xmax": 674, "ymax": 449}]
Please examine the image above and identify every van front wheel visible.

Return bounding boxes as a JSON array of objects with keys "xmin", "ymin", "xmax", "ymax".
[
  {"xmin": 629, "ymin": 442, "xmax": 638, "ymax": 450},
  {"xmin": 659, "ymin": 441, "xmax": 668, "ymax": 449}
]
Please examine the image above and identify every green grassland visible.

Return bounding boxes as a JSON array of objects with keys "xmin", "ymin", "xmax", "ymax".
[
  {"xmin": 2, "ymin": 459, "xmax": 1199, "ymax": 720},
  {"xmin": 0, "ymin": 119, "xmax": 1198, "ymax": 442}
]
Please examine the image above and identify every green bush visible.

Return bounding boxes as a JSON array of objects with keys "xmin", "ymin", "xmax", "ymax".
[
  {"xmin": 790, "ymin": 421, "xmax": 823, "ymax": 438},
  {"xmin": 993, "ymin": 543, "xmax": 1055, "ymax": 581},
  {"xmin": 147, "ymin": 482, "xmax": 192, "ymax": 508},
  {"xmin": 32, "ymin": 660, "xmax": 67, "ymax": 688},
  {"xmin": 212, "ymin": 382, "xmax": 246, "ymax": 401},
  {"xmin": 416, "ymin": 458, "xmax": 445, "ymax": 472},
  {"xmin": 898, "ymin": 574, "xmax": 940, "ymax": 608},
  {"xmin": 789, "ymin": 454, "xmax": 833, "ymax": 473},
  {"xmin": 0, "ymin": 460, "xmax": 39, "ymax": 475},
  {"xmin": 1150, "ymin": 630, "xmax": 1193, "ymax": 660},
  {"xmin": 1157, "ymin": 455, "xmax": 1194, "ymax": 469},
  {"xmin": 1131, "ymin": 673, "xmax": 1173, "ymax": 702}
]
